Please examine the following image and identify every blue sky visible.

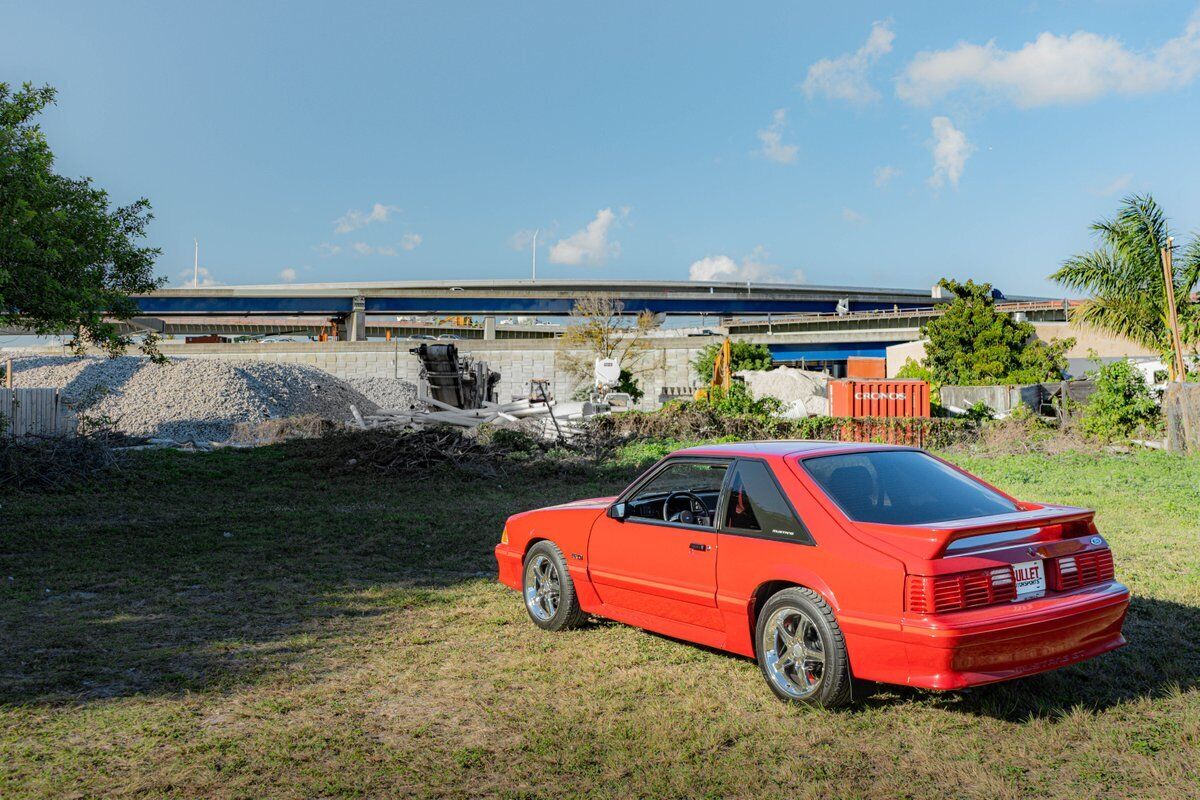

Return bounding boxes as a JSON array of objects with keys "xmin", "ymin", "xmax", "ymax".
[{"xmin": 3, "ymin": 0, "xmax": 1199, "ymax": 297}]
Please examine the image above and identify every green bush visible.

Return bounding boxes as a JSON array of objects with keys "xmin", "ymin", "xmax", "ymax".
[
  {"xmin": 585, "ymin": 401, "xmax": 978, "ymax": 450},
  {"xmin": 571, "ymin": 368, "xmax": 644, "ymax": 403},
  {"xmin": 693, "ymin": 341, "xmax": 772, "ymax": 383},
  {"xmin": 615, "ymin": 369, "xmax": 644, "ymax": 403},
  {"xmin": 963, "ymin": 401, "xmax": 995, "ymax": 422},
  {"xmin": 1080, "ymin": 360, "xmax": 1160, "ymax": 442},
  {"xmin": 705, "ymin": 381, "xmax": 782, "ymax": 418}
]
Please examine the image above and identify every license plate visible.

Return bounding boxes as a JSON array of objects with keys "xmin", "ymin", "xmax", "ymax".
[{"xmin": 1012, "ymin": 559, "xmax": 1046, "ymax": 600}]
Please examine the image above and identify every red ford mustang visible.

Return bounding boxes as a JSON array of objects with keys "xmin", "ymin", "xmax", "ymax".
[{"xmin": 495, "ymin": 442, "xmax": 1130, "ymax": 706}]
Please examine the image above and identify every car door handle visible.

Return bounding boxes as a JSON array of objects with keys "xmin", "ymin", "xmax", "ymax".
[{"xmin": 689, "ymin": 542, "xmax": 711, "ymax": 551}]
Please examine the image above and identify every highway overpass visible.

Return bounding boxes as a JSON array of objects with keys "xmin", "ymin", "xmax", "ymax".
[
  {"xmin": 134, "ymin": 278, "xmax": 955, "ymax": 317},
  {"xmin": 128, "ymin": 278, "xmax": 1043, "ymax": 341}
]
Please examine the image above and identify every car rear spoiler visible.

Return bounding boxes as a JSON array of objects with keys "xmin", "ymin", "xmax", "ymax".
[{"xmin": 851, "ymin": 505, "xmax": 1096, "ymax": 561}]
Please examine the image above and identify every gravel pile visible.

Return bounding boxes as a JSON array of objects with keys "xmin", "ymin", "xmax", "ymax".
[
  {"xmin": 7, "ymin": 355, "xmax": 419, "ymax": 442},
  {"xmin": 739, "ymin": 366, "xmax": 830, "ymax": 417},
  {"xmin": 342, "ymin": 376, "xmax": 420, "ymax": 411}
]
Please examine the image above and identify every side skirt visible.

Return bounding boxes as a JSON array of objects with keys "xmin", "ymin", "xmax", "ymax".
[{"xmin": 590, "ymin": 601, "xmax": 737, "ymax": 654}]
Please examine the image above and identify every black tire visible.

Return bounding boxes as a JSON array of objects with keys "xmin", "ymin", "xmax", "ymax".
[
  {"xmin": 754, "ymin": 586, "xmax": 855, "ymax": 708},
  {"xmin": 522, "ymin": 541, "xmax": 587, "ymax": 631}
]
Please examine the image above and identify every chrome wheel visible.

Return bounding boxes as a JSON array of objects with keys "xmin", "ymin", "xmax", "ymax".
[
  {"xmin": 524, "ymin": 554, "xmax": 561, "ymax": 622},
  {"xmin": 761, "ymin": 606, "xmax": 826, "ymax": 700}
]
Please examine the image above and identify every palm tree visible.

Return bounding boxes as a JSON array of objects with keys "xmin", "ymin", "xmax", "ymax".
[{"xmin": 1052, "ymin": 194, "xmax": 1199, "ymax": 377}]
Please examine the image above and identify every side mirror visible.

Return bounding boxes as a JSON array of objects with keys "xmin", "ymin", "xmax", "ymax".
[{"xmin": 607, "ymin": 502, "xmax": 628, "ymax": 520}]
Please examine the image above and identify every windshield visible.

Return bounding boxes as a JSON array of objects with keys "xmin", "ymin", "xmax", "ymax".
[{"xmin": 801, "ymin": 450, "xmax": 1017, "ymax": 525}]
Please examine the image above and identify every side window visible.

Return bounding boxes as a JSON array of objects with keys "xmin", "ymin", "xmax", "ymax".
[
  {"xmin": 626, "ymin": 461, "xmax": 727, "ymax": 527},
  {"xmin": 722, "ymin": 460, "xmax": 812, "ymax": 543}
]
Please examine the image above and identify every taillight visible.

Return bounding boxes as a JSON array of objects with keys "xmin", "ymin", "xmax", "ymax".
[
  {"xmin": 906, "ymin": 567, "xmax": 1016, "ymax": 613},
  {"xmin": 1048, "ymin": 548, "xmax": 1113, "ymax": 591}
]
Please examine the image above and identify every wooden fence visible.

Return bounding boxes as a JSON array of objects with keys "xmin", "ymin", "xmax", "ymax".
[{"xmin": 0, "ymin": 388, "xmax": 78, "ymax": 437}]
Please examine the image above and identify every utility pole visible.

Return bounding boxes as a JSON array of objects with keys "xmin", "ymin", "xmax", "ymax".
[
  {"xmin": 1161, "ymin": 236, "xmax": 1186, "ymax": 381},
  {"xmin": 193, "ymin": 238, "xmax": 200, "ymax": 289},
  {"xmin": 531, "ymin": 228, "xmax": 539, "ymax": 282}
]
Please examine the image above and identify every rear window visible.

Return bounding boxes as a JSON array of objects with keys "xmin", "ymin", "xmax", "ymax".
[{"xmin": 801, "ymin": 450, "xmax": 1017, "ymax": 525}]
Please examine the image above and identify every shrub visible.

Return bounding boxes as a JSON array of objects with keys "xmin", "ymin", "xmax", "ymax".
[
  {"xmin": 896, "ymin": 357, "xmax": 941, "ymax": 406},
  {"xmin": 693, "ymin": 341, "xmax": 772, "ymax": 383},
  {"xmin": 585, "ymin": 401, "xmax": 977, "ymax": 450},
  {"xmin": 704, "ymin": 381, "xmax": 782, "ymax": 418},
  {"xmin": 1079, "ymin": 359, "xmax": 1160, "ymax": 441},
  {"xmin": 615, "ymin": 369, "xmax": 644, "ymax": 403},
  {"xmin": 963, "ymin": 401, "xmax": 995, "ymax": 422}
]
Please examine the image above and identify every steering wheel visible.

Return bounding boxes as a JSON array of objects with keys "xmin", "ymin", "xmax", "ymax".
[{"xmin": 664, "ymin": 491, "xmax": 709, "ymax": 525}]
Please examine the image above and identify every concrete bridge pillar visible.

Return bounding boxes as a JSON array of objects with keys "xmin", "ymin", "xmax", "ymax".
[
  {"xmin": 483, "ymin": 316, "xmax": 496, "ymax": 340},
  {"xmin": 341, "ymin": 295, "xmax": 367, "ymax": 342}
]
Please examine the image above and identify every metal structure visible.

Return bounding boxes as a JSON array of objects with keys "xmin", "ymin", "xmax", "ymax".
[{"xmin": 409, "ymin": 343, "xmax": 499, "ymax": 410}]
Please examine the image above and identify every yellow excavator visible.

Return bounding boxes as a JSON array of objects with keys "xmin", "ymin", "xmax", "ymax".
[{"xmin": 694, "ymin": 337, "xmax": 732, "ymax": 401}]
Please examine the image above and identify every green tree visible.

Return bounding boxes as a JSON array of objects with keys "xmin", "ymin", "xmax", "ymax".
[
  {"xmin": 920, "ymin": 278, "xmax": 1072, "ymax": 385},
  {"xmin": 1079, "ymin": 359, "xmax": 1159, "ymax": 441},
  {"xmin": 1052, "ymin": 194, "xmax": 1199, "ymax": 378},
  {"xmin": 1, "ymin": 82, "xmax": 162, "ymax": 355},
  {"xmin": 693, "ymin": 340, "xmax": 773, "ymax": 383}
]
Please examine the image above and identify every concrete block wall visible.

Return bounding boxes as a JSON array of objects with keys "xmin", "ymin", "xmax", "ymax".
[{"xmin": 142, "ymin": 338, "xmax": 710, "ymax": 409}]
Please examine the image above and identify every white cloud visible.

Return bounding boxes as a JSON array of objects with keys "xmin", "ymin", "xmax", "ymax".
[
  {"xmin": 1094, "ymin": 173, "xmax": 1134, "ymax": 197},
  {"xmin": 174, "ymin": 266, "xmax": 220, "ymax": 288},
  {"xmin": 841, "ymin": 207, "xmax": 866, "ymax": 224},
  {"xmin": 874, "ymin": 165, "xmax": 901, "ymax": 188},
  {"xmin": 351, "ymin": 242, "xmax": 399, "ymax": 257},
  {"xmin": 548, "ymin": 208, "xmax": 620, "ymax": 266},
  {"xmin": 688, "ymin": 246, "xmax": 805, "ymax": 284},
  {"xmin": 757, "ymin": 108, "xmax": 798, "ymax": 164},
  {"xmin": 334, "ymin": 203, "xmax": 401, "ymax": 234},
  {"xmin": 279, "ymin": 267, "xmax": 297, "ymax": 282},
  {"xmin": 897, "ymin": 11, "xmax": 1200, "ymax": 107},
  {"xmin": 928, "ymin": 116, "xmax": 973, "ymax": 189},
  {"xmin": 314, "ymin": 243, "xmax": 343, "ymax": 257},
  {"xmin": 802, "ymin": 21, "xmax": 894, "ymax": 104},
  {"xmin": 401, "ymin": 233, "xmax": 422, "ymax": 251}
]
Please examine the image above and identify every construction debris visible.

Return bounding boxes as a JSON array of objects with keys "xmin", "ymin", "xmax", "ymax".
[
  {"xmin": 346, "ymin": 342, "xmax": 570, "ymax": 438},
  {"xmin": 738, "ymin": 366, "xmax": 830, "ymax": 417}
]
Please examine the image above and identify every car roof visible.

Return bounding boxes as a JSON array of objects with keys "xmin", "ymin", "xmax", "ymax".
[{"xmin": 670, "ymin": 440, "xmax": 918, "ymax": 459}]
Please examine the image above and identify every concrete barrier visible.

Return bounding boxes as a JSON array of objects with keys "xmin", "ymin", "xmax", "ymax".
[{"xmin": 940, "ymin": 384, "xmax": 1042, "ymax": 414}]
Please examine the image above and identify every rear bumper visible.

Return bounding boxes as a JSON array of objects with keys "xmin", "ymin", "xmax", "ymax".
[
  {"xmin": 851, "ymin": 582, "xmax": 1130, "ymax": 690},
  {"xmin": 495, "ymin": 543, "xmax": 523, "ymax": 591}
]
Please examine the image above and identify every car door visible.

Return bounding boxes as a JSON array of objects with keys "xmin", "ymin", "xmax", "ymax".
[{"xmin": 588, "ymin": 458, "xmax": 729, "ymax": 631}]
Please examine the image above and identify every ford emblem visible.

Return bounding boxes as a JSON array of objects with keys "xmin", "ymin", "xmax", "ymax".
[{"xmin": 1090, "ymin": 536, "xmax": 1103, "ymax": 545}]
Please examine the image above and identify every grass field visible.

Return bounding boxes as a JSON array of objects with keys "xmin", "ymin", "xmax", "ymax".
[{"xmin": 1, "ymin": 442, "xmax": 1198, "ymax": 799}]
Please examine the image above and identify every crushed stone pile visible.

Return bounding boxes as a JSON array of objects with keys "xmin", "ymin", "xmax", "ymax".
[
  {"xmin": 342, "ymin": 376, "xmax": 420, "ymax": 411},
  {"xmin": 739, "ymin": 366, "xmax": 831, "ymax": 417},
  {"xmin": 8, "ymin": 355, "xmax": 419, "ymax": 442}
]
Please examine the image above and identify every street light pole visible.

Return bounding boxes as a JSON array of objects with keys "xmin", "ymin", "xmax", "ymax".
[{"xmin": 531, "ymin": 228, "xmax": 539, "ymax": 282}]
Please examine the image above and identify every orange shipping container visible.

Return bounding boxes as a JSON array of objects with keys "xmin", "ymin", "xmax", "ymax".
[
  {"xmin": 829, "ymin": 379, "xmax": 931, "ymax": 418},
  {"xmin": 845, "ymin": 356, "xmax": 886, "ymax": 379}
]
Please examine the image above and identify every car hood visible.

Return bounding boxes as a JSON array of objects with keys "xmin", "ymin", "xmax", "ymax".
[{"xmin": 545, "ymin": 496, "xmax": 617, "ymax": 510}]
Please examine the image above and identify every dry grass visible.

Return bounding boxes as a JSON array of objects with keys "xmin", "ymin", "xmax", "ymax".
[{"xmin": 1, "ymin": 444, "xmax": 1197, "ymax": 798}]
